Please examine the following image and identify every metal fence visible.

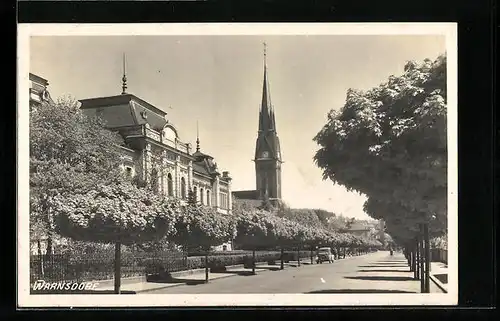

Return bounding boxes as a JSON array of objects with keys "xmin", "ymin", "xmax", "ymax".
[
  {"xmin": 30, "ymin": 251, "xmax": 188, "ymax": 284},
  {"xmin": 29, "ymin": 249, "xmax": 316, "ymax": 284},
  {"xmin": 431, "ymin": 248, "xmax": 447, "ymax": 264}
]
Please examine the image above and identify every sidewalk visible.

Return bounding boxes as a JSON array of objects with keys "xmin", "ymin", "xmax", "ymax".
[
  {"xmin": 430, "ymin": 261, "xmax": 448, "ymax": 293},
  {"xmin": 338, "ymin": 252, "xmax": 445, "ymax": 294},
  {"xmin": 95, "ymin": 259, "xmax": 312, "ymax": 293}
]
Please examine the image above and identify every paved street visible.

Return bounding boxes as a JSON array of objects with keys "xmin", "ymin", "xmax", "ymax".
[{"xmin": 146, "ymin": 251, "xmax": 443, "ymax": 294}]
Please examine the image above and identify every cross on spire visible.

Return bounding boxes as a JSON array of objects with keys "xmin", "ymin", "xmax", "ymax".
[
  {"xmin": 263, "ymin": 42, "xmax": 267, "ymax": 65},
  {"xmin": 121, "ymin": 53, "xmax": 128, "ymax": 94}
]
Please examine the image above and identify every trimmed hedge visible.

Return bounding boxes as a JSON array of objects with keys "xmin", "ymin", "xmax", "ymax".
[
  {"xmin": 149, "ymin": 250, "xmax": 313, "ymax": 276},
  {"xmin": 32, "ymin": 249, "xmax": 316, "ymax": 283}
]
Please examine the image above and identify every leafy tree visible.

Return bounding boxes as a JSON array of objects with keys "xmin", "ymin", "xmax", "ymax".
[
  {"xmin": 280, "ymin": 208, "xmax": 323, "ymax": 229},
  {"xmin": 312, "ymin": 209, "xmax": 337, "ymax": 227},
  {"xmin": 30, "ymin": 97, "xmax": 126, "ymax": 255},
  {"xmin": 314, "ymin": 54, "xmax": 447, "ymax": 244},
  {"xmin": 326, "ymin": 214, "xmax": 351, "ymax": 232},
  {"xmin": 171, "ymin": 203, "xmax": 236, "ymax": 282},
  {"xmin": 49, "ymin": 181, "xmax": 180, "ymax": 293},
  {"xmin": 187, "ymin": 189, "xmax": 197, "ymax": 205}
]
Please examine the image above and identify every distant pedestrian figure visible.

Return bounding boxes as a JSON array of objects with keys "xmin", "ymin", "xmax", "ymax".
[{"xmin": 390, "ymin": 247, "xmax": 393, "ymax": 256}]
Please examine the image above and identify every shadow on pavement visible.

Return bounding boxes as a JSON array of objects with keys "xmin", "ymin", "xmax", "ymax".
[
  {"xmin": 344, "ymin": 276, "xmax": 415, "ymax": 281},
  {"xmin": 146, "ymin": 275, "xmax": 206, "ymax": 286},
  {"xmin": 256, "ymin": 266, "xmax": 282, "ymax": 271},
  {"xmin": 306, "ymin": 289, "xmax": 415, "ymax": 294},
  {"xmin": 31, "ymin": 290, "xmax": 136, "ymax": 294},
  {"xmin": 212, "ymin": 270, "xmax": 256, "ymax": 276},
  {"xmin": 434, "ymin": 273, "xmax": 448, "ymax": 284},
  {"xmin": 375, "ymin": 261, "xmax": 408, "ymax": 264},
  {"xmin": 358, "ymin": 265, "xmax": 409, "ymax": 268},
  {"xmin": 357, "ymin": 269, "xmax": 410, "ymax": 273}
]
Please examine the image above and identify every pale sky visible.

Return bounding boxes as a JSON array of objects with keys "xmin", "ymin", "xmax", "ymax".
[{"xmin": 30, "ymin": 35, "xmax": 445, "ymax": 220}]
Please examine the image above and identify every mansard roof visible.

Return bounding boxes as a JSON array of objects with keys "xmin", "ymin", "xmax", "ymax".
[{"xmin": 79, "ymin": 94, "xmax": 168, "ymax": 131}]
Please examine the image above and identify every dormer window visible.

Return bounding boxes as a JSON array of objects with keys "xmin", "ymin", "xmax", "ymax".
[{"xmin": 125, "ymin": 166, "xmax": 133, "ymax": 178}]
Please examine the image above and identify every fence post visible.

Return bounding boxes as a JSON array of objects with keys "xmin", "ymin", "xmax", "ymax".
[
  {"xmin": 205, "ymin": 252, "xmax": 209, "ymax": 283},
  {"xmin": 252, "ymin": 250, "xmax": 256, "ymax": 275},
  {"xmin": 419, "ymin": 224, "xmax": 425, "ymax": 293},
  {"xmin": 416, "ymin": 236, "xmax": 420, "ymax": 280},
  {"xmin": 280, "ymin": 247, "xmax": 284, "ymax": 270},
  {"xmin": 114, "ymin": 241, "xmax": 121, "ymax": 294},
  {"xmin": 424, "ymin": 223, "xmax": 431, "ymax": 293}
]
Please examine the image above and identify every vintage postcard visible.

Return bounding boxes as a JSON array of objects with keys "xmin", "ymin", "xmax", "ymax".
[{"xmin": 18, "ymin": 23, "xmax": 457, "ymax": 307}]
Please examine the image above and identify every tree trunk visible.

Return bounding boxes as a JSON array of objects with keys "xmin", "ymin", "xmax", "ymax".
[
  {"xmin": 310, "ymin": 246, "xmax": 314, "ymax": 264},
  {"xmin": 114, "ymin": 241, "xmax": 121, "ymax": 294},
  {"xmin": 416, "ymin": 236, "xmax": 420, "ymax": 280},
  {"xmin": 46, "ymin": 236, "xmax": 53, "ymax": 259},
  {"xmin": 37, "ymin": 240, "xmax": 44, "ymax": 278},
  {"xmin": 419, "ymin": 224, "xmax": 425, "ymax": 293},
  {"xmin": 424, "ymin": 223, "xmax": 431, "ymax": 293},
  {"xmin": 297, "ymin": 247, "xmax": 301, "ymax": 267},
  {"xmin": 411, "ymin": 243, "xmax": 416, "ymax": 276},
  {"xmin": 252, "ymin": 249, "xmax": 256, "ymax": 275},
  {"xmin": 280, "ymin": 247, "xmax": 284, "ymax": 270},
  {"xmin": 205, "ymin": 252, "xmax": 209, "ymax": 283}
]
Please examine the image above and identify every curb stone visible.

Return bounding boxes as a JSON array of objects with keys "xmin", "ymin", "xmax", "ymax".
[{"xmin": 430, "ymin": 274, "xmax": 448, "ymax": 293}]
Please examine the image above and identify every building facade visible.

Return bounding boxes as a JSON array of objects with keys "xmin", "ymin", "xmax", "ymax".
[
  {"xmin": 233, "ymin": 47, "xmax": 283, "ymax": 207},
  {"xmin": 30, "ymin": 72, "xmax": 234, "ymax": 251},
  {"xmin": 29, "ymin": 73, "xmax": 53, "ymax": 110}
]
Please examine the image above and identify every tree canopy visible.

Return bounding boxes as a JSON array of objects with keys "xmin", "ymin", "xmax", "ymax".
[
  {"xmin": 314, "ymin": 54, "xmax": 447, "ymax": 243},
  {"xmin": 49, "ymin": 182, "xmax": 180, "ymax": 245},
  {"xmin": 30, "ymin": 97, "xmax": 127, "ymax": 245},
  {"xmin": 172, "ymin": 203, "xmax": 236, "ymax": 252}
]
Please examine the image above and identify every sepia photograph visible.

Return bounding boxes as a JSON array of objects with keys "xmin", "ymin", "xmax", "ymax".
[{"xmin": 18, "ymin": 23, "xmax": 457, "ymax": 307}]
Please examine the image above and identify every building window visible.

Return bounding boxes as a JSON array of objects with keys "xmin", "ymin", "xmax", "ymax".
[
  {"xmin": 193, "ymin": 186, "xmax": 198, "ymax": 203},
  {"xmin": 151, "ymin": 168, "xmax": 159, "ymax": 194},
  {"xmin": 207, "ymin": 190, "xmax": 211, "ymax": 206},
  {"xmin": 125, "ymin": 166, "xmax": 133, "ymax": 178},
  {"xmin": 200, "ymin": 188, "xmax": 204, "ymax": 205},
  {"xmin": 219, "ymin": 192, "xmax": 228, "ymax": 209},
  {"xmin": 167, "ymin": 173, "xmax": 173, "ymax": 196},
  {"xmin": 181, "ymin": 177, "xmax": 186, "ymax": 199}
]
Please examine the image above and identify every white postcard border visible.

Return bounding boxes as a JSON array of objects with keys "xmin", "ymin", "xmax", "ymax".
[{"xmin": 17, "ymin": 22, "xmax": 458, "ymax": 307}]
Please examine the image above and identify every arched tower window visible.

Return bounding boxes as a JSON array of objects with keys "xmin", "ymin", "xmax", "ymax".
[
  {"xmin": 200, "ymin": 188, "xmax": 204, "ymax": 205},
  {"xmin": 261, "ymin": 177, "xmax": 268, "ymax": 198},
  {"xmin": 181, "ymin": 177, "xmax": 186, "ymax": 199},
  {"xmin": 207, "ymin": 190, "xmax": 211, "ymax": 206},
  {"xmin": 167, "ymin": 173, "xmax": 173, "ymax": 196},
  {"xmin": 193, "ymin": 186, "xmax": 198, "ymax": 202}
]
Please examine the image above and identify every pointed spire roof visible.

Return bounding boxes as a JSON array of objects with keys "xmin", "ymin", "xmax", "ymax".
[
  {"xmin": 258, "ymin": 42, "xmax": 273, "ymax": 133},
  {"xmin": 255, "ymin": 43, "xmax": 282, "ymax": 162}
]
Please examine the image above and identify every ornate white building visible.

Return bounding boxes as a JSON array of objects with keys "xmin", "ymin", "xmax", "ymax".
[
  {"xmin": 29, "ymin": 71, "xmax": 233, "ymax": 252},
  {"xmin": 78, "ymin": 72, "xmax": 233, "ymax": 250}
]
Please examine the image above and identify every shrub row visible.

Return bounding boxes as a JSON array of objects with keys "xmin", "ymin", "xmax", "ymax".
[{"xmin": 31, "ymin": 250, "xmax": 315, "ymax": 283}]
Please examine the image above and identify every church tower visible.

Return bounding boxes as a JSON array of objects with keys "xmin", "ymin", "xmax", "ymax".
[{"xmin": 254, "ymin": 43, "xmax": 282, "ymax": 201}]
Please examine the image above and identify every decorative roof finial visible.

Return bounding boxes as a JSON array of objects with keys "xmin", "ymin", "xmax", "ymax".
[
  {"xmin": 196, "ymin": 120, "xmax": 200, "ymax": 152},
  {"xmin": 263, "ymin": 42, "xmax": 267, "ymax": 66},
  {"xmin": 121, "ymin": 53, "xmax": 128, "ymax": 94}
]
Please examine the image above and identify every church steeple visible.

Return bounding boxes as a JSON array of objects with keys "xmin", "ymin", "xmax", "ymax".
[
  {"xmin": 259, "ymin": 42, "xmax": 273, "ymax": 133},
  {"xmin": 254, "ymin": 43, "xmax": 282, "ymax": 201}
]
